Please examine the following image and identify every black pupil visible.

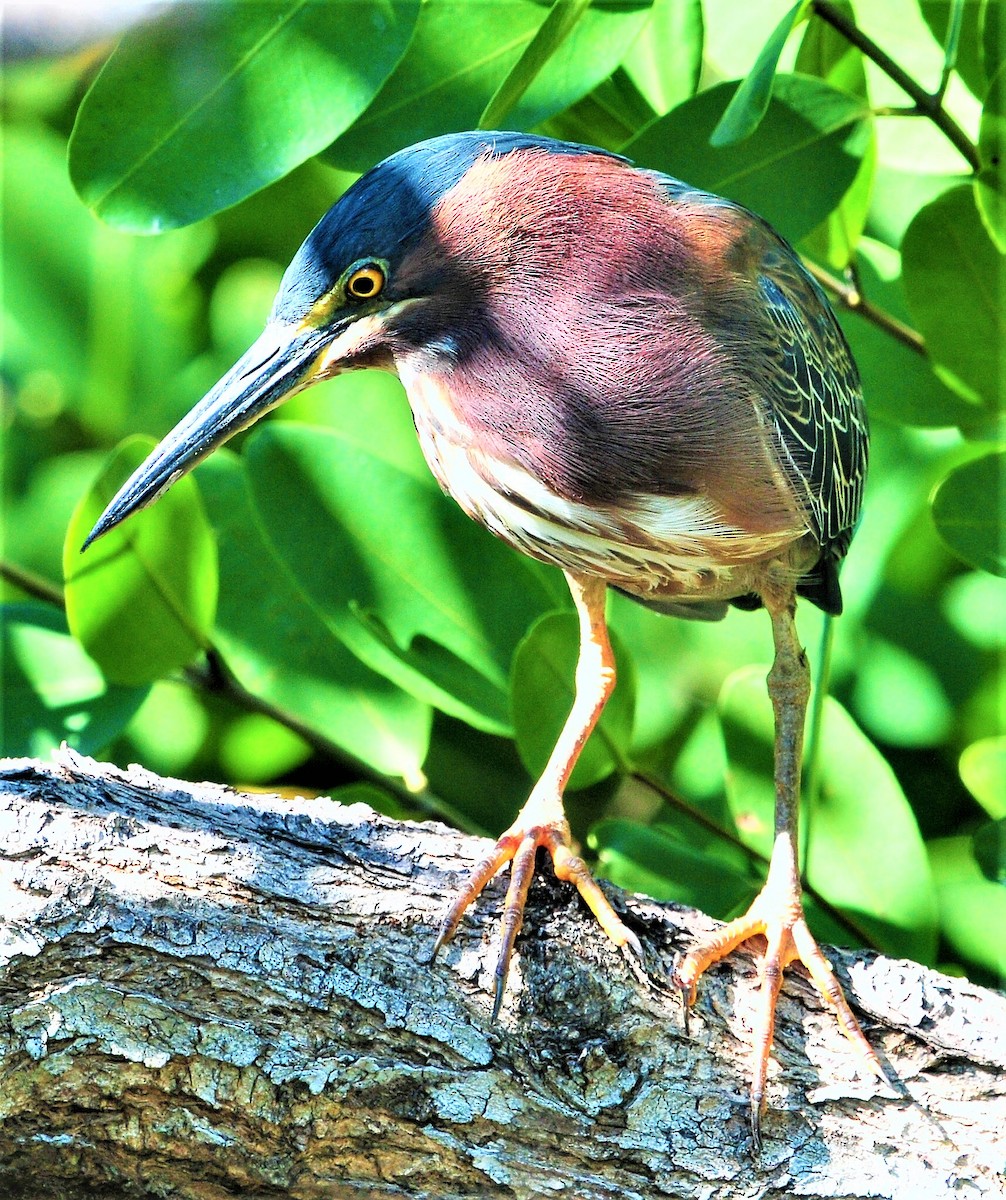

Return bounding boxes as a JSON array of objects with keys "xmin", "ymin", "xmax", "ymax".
[{"xmin": 352, "ymin": 273, "xmax": 376, "ymax": 295}]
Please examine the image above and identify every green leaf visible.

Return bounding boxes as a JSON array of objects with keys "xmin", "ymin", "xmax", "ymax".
[
  {"xmin": 624, "ymin": 74, "xmax": 871, "ymax": 243},
  {"xmin": 801, "ymin": 131, "xmax": 875, "ymax": 268},
  {"xmin": 795, "ymin": 1, "xmax": 866, "ymax": 95},
  {"xmin": 976, "ymin": 62, "xmax": 1006, "ymax": 252},
  {"xmin": 64, "ymin": 437, "xmax": 218, "ymax": 686},
  {"xmin": 323, "ymin": 1, "xmax": 549, "ymax": 170},
  {"xmin": 1, "ymin": 603, "xmax": 149, "ymax": 757},
  {"xmin": 710, "ymin": 1, "xmax": 811, "ymax": 147},
  {"xmin": 69, "ymin": 0, "xmax": 419, "ymax": 231},
  {"xmin": 919, "ymin": 0, "xmax": 989, "ymax": 100},
  {"xmin": 902, "ymin": 186, "xmax": 1005, "ymax": 409},
  {"xmin": 621, "ymin": 0, "xmax": 702, "ymax": 116},
  {"xmin": 507, "ymin": 0, "xmax": 655, "ymax": 132},
  {"xmin": 219, "ymin": 713, "xmax": 312, "ymax": 784},
  {"xmin": 719, "ymin": 667, "xmax": 938, "ymax": 959},
  {"xmin": 931, "ymin": 452, "xmax": 1006, "ymax": 577},
  {"xmin": 929, "ymin": 835, "xmax": 1006, "ymax": 977},
  {"xmin": 851, "ymin": 637, "xmax": 953, "ymax": 748},
  {"xmin": 832, "ymin": 238, "xmax": 975, "ymax": 429},
  {"xmin": 510, "ymin": 611, "xmax": 635, "ymax": 791},
  {"xmin": 323, "ymin": 0, "xmax": 651, "ymax": 172},
  {"xmin": 479, "ymin": 0, "xmax": 591, "ymax": 129},
  {"xmin": 794, "ymin": 3, "xmax": 871, "ymax": 270},
  {"xmin": 960, "ymin": 736, "xmax": 1006, "ymax": 819},
  {"xmin": 538, "ymin": 0, "xmax": 703, "ymax": 150},
  {"xmin": 983, "ymin": 0, "xmax": 1004, "ymax": 82},
  {"xmin": 244, "ymin": 423, "xmax": 562, "ymax": 734},
  {"xmin": 591, "ymin": 819, "xmax": 755, "ymax": 915},
  {"xmin": 196, "ymin": 452, "xmax": 432, "ymax": 783},
  {"xmin": 973, "ymin": 818, "xmax": 1006, "ymax": 885}
]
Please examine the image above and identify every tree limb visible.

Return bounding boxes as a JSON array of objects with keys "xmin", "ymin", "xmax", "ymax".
[{"xmin": 1, "ymin": 751, "xmax": 1004, "ymax": 1199}]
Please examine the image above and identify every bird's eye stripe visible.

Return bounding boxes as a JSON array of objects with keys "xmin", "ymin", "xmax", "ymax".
[{"xmin": 346, "ymin": 263, "xmax": 385, "ymax": 299}]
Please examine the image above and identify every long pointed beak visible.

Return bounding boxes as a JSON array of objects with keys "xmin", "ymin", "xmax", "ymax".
[{"xmin": 83, "ymin": 321, "xmax": 328, "ymax": 550}]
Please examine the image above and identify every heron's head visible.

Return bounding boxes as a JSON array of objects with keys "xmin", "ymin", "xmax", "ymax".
[{"xmin": 83, "ymin": 130, "xmax": 622, "ymax": 548}]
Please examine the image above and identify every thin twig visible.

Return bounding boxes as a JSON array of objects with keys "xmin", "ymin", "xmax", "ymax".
[
  {"xmin": 811, "ymin": 0, "xmax": 981, "ymax": 172},
  {"xmin": 0, "ymin": 559, "xmax": 64, "ymax": 606},
  {"xmin": 805, "ymin": 259, "xmax": 928, "ymax": 356}
]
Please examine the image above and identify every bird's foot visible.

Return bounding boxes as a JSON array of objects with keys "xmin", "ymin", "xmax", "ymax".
[
  {"xmin": 674, "ymin": 875, "xmax": 891, "ymax": 1151},
  {"xmin": 431, "ymin": 813, "xmax": 642, "ymax": 1019}
]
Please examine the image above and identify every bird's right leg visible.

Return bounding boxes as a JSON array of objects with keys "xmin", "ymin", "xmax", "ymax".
[
  {"xmin": 675, "ymin": 595, "xmax": 888, "ymax": 1147},
  {"xmin": 431, "ymin": 571, "xmax": 641, "ymax": 1018}
]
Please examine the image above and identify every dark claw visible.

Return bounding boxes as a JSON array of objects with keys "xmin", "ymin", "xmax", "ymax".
[{"xmin": 749, "ymin": 1094, "xmax": 763, "ymax": 1155}]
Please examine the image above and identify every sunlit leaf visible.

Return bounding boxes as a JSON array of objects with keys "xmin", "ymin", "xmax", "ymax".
[
  {"xmin": 620, "ymin": 0, "xmax": 703, "ymax": 117},
  {"xmin": 479, "ymin": 0, "xmax": 591, "ymax": 129},
  {"xmin": 929, "ymin": 835, "xmax": 1006, "ymax": 976},
  {"xmin": 510, "ymin": 611, "xmax": 635, "ymax": 791},
  {"xmin": 1, "ymin": 603, "xmax": 149, "ymax": 757},
  {"xmin": 801, "ymin": 132, "xmax": 875, "ymax": 268},
  {"xmin": 851, "ymin": 637, "xmax": 953, "ymax": 748},
  {"xmin": 795, "ymin": 1, "xmax": 866, "ymax": 95},
  {"xmin": 124, "ymin": 681, "xmax": 211, "ymax": 778},
  {"xmin": 719, "ymin": 667, "xmax": 938, "ymax": 959},
  {"xmin": 219, "ymin": 712, "xmax": 312, "ymax": 784},
  {"xmin": 64, "ymin": 437, "xmax": 218, "ymax": 686},
  {"xmin": 902, "ymin": 186, "xmax": 1005, "ymax": 408},
  {"xmin": 710, "ymin": 1, "xmax": 811, "ymax": 147},
  {"xmin": 244, "ymin": 424, "xmax": 562, "ymax": 734},
  {"xmin": 624, "ymin": 74, "xmax": 871, "ymax": 243},
  {"xmin": 960, "ymin": 736, "xmax": 1006, "ymax": 820},
  {"xmin": 69, "ymin": 0, "xmax": 419, "ymax": 230},
  {"xmin": 943, "ymin": 572, "xmax": 1006, "ymax": 650},
  {"xmin": 196, "ymin": 452, "xmax": 432, "ymax": 783},
  {"xmin": 855, "ymin": 0, "xmax": 979, "ymax": 175},
  {"xmin": 931, "ymin": 452, "xmax": 1006, "ymax": 577}
]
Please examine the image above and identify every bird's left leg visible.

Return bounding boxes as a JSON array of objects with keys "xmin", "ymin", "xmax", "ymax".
[
  {"xmin": 431, "ymin": 571, "xmax": 641, "ymax": 1017},
  {"xmin": 674, "ymin": 595, "xmax": 888, "ymax": 1147}
]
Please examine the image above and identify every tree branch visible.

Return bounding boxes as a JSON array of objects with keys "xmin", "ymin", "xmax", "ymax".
[
  {"xmin": 2, "ymin": 752, "xmax": 1004, "ymax": 1198},
  {"xmin": 803, "ymin": 259, "xmax": 928, "ymax": 355},
  {"xmin": 811, "ymin": 0, "xmax": 981, "ymax": 171}
]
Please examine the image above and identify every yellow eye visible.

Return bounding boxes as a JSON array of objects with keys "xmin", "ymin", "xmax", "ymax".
[{"xmin": 345, "ymin": 263, "xmax": 385, "ymax": 300}]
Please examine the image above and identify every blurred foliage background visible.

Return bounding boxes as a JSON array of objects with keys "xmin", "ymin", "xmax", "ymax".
[{"xmin": 2, "ymin": 0, "xmax": 1003, "ymax": 989}]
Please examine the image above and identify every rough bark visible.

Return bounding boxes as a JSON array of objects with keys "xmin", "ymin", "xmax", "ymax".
[{"xmin": 0, "ymin": 750, "xmax": 1003, "ymax": 1200}]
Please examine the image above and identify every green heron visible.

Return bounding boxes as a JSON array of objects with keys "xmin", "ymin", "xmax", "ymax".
[{"xmin": 84, "ymin": 131, "xmax": 887, "ymax": 1142}]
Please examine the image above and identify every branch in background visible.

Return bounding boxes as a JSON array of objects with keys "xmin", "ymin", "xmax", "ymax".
[
  {"xmin": 805, "ymin": 259, "xmax": 928, "ymax": 356},
  {"xmin": 0, "ymin": 559, "xmax": 63, "ymax": 605},
  {"xmin": 811, "ymin": 0, "xmax": 982, "ymax": 172},
  {"xmin": 191, "ymin": 649, "xmax": 481, "ymax": 833},
  {"xmin": 0, "ymin": 556, "xmax": 478, "ymax": 832}
]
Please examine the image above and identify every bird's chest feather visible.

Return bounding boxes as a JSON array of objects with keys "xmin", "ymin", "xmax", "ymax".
[{"xmin": 396, "ymin": 363, "xmax": 806, "ymax": 600}]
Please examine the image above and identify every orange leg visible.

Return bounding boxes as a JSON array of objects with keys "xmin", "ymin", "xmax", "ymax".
[
  {"xmin": 431, "ymin": 572, "xmax": 641, "ymax": 1018},
  {"xmin": 674, "ymin": 598, "xmax": 890, "ymax": 1149}
]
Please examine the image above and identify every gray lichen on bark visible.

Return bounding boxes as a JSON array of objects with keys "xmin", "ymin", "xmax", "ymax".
[{"xmin": 1, "ymin": 750, "xmax": 1004, "ymax": 1199}]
